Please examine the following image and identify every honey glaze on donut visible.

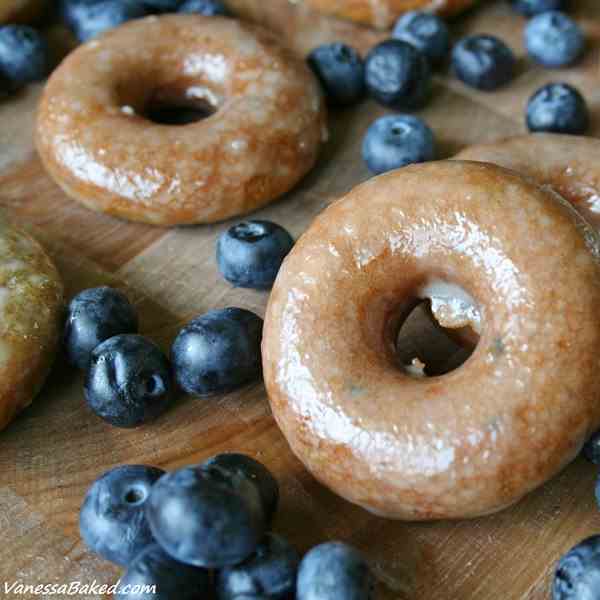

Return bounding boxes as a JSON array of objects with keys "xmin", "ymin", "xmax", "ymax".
[
  {"xmin": 456, "ymin": 134, "xmax": 600, "ymax": 232},
  {"xmin": 0, "ymin": 221, "xmax": 63, "ymax": 431},
  {"xmin": 36, "ymin": 15, "xmax": 327, "ymax": 226},
  {"xmin": 263, "ymin": 161, "xmax": 600, "ymax": 520}
]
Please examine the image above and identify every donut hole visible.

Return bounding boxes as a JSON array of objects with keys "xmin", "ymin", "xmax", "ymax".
[{"xmin": 143, "ymin": 95, "xmax": 218, "ymax": 126}]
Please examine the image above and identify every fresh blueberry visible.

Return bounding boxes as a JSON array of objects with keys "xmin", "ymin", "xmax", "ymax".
[
  {"xmin": 79, "ymin": 464, "xmax": 165, "ymax": 566},
  {"xmin": 525, "ymin": 11, "xmax": 583, "ymax": 68},
  {"xmin": 362, "ymin": 114, "xmax": 435, "ymax": 175},
  {"xmin": 583, "ymin": 430, "xmax": 600, "ymax": 464},
  {"xmin": 146, "ymin": 463, "xmax": 266, "ymax": 568},
  {"xmin": 85, "ymin": 334, "xmax": 173, "ymax": 428},
  {"xmin": 392, "ymin": 11, "xmax": 450, "ymax": 65},
  {"xmin": 297, "ymin": 542, "xmax": 374, "ymax": 600},
  {"xmin": 203, "ymin": 453, "xmax": 279, "ymax": 523},
  {"xmin": 452, "ymin": 34, "xmax": 515, "ymax": 91},
  {"xmin": 216, "ymin": 533, "xmax": 300, "ymax": 600},
  {"xmin": 526, "ymin": 82, "xmax": 588, "ymax": 134},
  {"xmin": 171, "ymin": 308, "xmax": 263, "ymax": 397},
  {"xmin": 62, "ymin": 0, "xmax": 149, "ymax": 42},
  {"xmin": 365, "ymin": 39, "xmax": 431, "ymax": 109},
  {"xmin": 307, "ymin": 43, "xmax": 365, "ymax": 106},
  {"xmin": 140, "ymin": 0, "xmax": 181, "ymax": 12},
  {"xmin": 0, "ymin": 26, "xmax": 48, "ymax": 86},
  {"xmin": 217, "ymin": 221, "xmax": 294, "ymax": 290},
  {"xmin": 552, "ymin": 536, "xmax": 600, "ymax": 600},
  {"xmin": 64, "ymin": 286, "xmax": 138, "ymax": 370},
  {"xmin": 178, "ymin": 0, "xmax": 229, "ymax": 15},
  {"xmin": 117, "ymin": 544, "xmax": 213, "ymax": 599},
  {"xmin": 510, "ymin": 0, "xmax": 566, "ymax": 17}
]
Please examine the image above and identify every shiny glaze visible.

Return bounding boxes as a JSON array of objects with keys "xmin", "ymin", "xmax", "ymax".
[
  {"xmin": 302, "ymin": 0, "xmax": 478, "ymax": 28},
  {"xmin": 456, "ymin": 134, "xmax": 600, "ymax": 232},
  {"xmin": 36, "ymin": 15, "xmax": 326, "ymax": 226},
  {"xmin": 262, "ymin": 161, "xmax": 600, "ymax": 520},
  {"xmin": 0, "ymin": 221, "xmax": 63, "ymax": 431}
]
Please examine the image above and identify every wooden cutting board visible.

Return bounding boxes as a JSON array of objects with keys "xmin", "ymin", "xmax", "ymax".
[{"xmin": 2, "ymin": 1, "xmax": 600, "ymax": 598}]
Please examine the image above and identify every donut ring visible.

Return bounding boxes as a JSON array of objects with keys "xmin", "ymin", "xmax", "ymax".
[
  {"xmin": 36, "ymin": 15, "xmax": 326, "ymax": 226},
  {"xmin": 455, "ymin": 134, "xmax": 600, "ymax": 232},
  {"xmin": 303, "ymin": 0, "xmax": 479, "ymax": 29},
  {"xmin": 262, "ymin": 161, "xmax": 600, "ymax": 520},
  {"xmin": 0, "ymin": 221, "xmax": 63, "ymax": 431}
]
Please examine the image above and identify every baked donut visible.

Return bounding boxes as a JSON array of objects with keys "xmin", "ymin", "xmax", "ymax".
[
  {"xmin": 0, "ymin": 0, "xmax": 45, "ymax": 23},
  {"xmin": 0, "ymin": 220, "xmax": 63, "ymax": 431},
  {"xmin": 303, "ymin": 0, "xmax": 479, "ymax": 29},
  {"xmin": 455, "ymin": 134, "xmax": 600, "ymax": 232},
  {"xmin": 36, "ymin": 15, "xmax": 326, "ymax": 226},
  {"xmin": 262, "ymin": 161, "xmax": 600, "ymax": 520}
]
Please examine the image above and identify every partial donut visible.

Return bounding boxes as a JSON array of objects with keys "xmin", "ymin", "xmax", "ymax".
[
  {"xmin": 36, "ymin": 15, "xmax": 326, "ymax": 226},
  {"xmin": 262, "ymin": 161, "xmax": 600, "ymax": 520},
  {"xmin": 0, "ymin": 221, "xmax": 63, "ymax": 431},
  {"xmin": 455, "ymin": 134, "xmax": 600, "ymax": 231}
]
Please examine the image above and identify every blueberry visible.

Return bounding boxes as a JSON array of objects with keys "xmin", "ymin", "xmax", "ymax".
[
  {"xmin": 0, "ymin": 26, "xmax": 48, "ymax": 86},
  {"xmin": 178, "ymin": 0, "xmax": 229, "ymax": 15},
  {"xmin": 61, "ymin": 0, "xmax": 149, "ymax": 42},
  {"xmin": 392, "ymin": 11, "xmax": 450, "ymax": 65},
  {"xmin": 583, "ymin": 430, "xmax": 600, "ymax": 464},
  {"xmin": 525, "ymin": 11, "xmax": 583, "ymax": 68},
  {"xmin": 526, "ymin": 82, "xmax": 588, "ymax": 134},
  {"xmin": 307, "ymin": 43, "xmax": 365, "ymax": 106},
  {"xmin": 297, "ymin": 542, "xmax": 374, "ymax": 600},
  {"xmin": 146, "ymin": 463, "xmax": 266, "ymax": 568},
  {"xmin": 552, "ymin": 536, "xmax": 600, "ymax": 600},
  {"xmin": 85, "ymin": 334, "xmax": 173, "ymax": 428},
  {"xmin": 217, "ymin": 221, "xmax": 294, "ymax": 290},
  {"xmin": 203, "ymin": 453, "xmax": 279, "ymax": 523},
  {"xmin": 171, "ymin": 308, "xmax": 263, "ymax": 397},
  {"xmin": 362, "ymin": 114, "xmax": 435, "ymax": 175},
  {"xmin": 510, "ymin": 0, "xmax": 566, "ymax": 17},
  {"xmin": 117, "ymin": 544, "xmax": 213, "ymax": 599},
  {"xmin": 64, "ymin": 286, "xmax": 138, "ymax": 370},
  {"xmin": 79, "ymin": 464, "xmax": 164, "ymax": 566},
  {"xmin": 216, "ymin": 533, "xmax": 300, "ymax": 600},
  {"xmin": 365, "ymin": 39, "xmax": 431, "ymax": 109},
  {"xmin": 452, "ymin": 34, "xmax": 515, "ymax": 91},
  {"xmin": 140, "ymin": 0, "xmax": 181, "ymax": 12}
]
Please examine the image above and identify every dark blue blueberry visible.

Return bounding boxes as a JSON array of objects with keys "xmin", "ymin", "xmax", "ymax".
[
  {"xmin": 64, "ymin": 286, "xmax": 138, "ymax": 370},
  {"xmin": 511, "ymin": 0, "xmax": 566, "ymax": 17},
  {"xmin": 61, "ymin": 0, "xmax": 149, "ymax": 42},
  {"xmin": 140, "ymin": 0, "xmax": 181, "ymax": 12},
  {"xmin": 525, "ymin": 11, "xmax": 583, "ymax": 68},
  {"xmin": 216, "ymin": 533, "xmax": 299, "ymax": 600},
  {"xmin": 364, "ymin": 39, "xmax": 431, "ymax": 109},
  {"xmin": 583, "ymin": 430, "xmax": 600, "ymax": 464},
  {"xmin": 451, "ymin": 34, "xmax": 515, "ymax": 91},
  {"xmin": 362, "ymin": 114, "xmax": 435, "ymax": 175},
  {"xmin": 178, "ymin": 0, "xmax": 229, "ymax": 15},
  {"xmin": 552, "ymin": 536, "xmax": 600, "ymax": 600},
  {"xmin": 171, "ymin": 308, "xmax": 263, "ymax": 397},
  {"xmin": 392, "ymin": 11, "xmax": 450, "ymax": 65},
  {"xmin": 203, "ymin": 453, "xmax": 279, "ymax": 523},
  {"xmin": 0, "ymin": 71, "xmax": 22, "ymax": 96},
  {"xmin": 117, "ymin": 544, "xmax": 213, "ymax": 599},
  {"xmin": 79, "ymin": 464, "xmax": 165, "ymax": 566},
  {"xmin": 297, "ymin": 542, "xmax": 374, "ymax": 600},
  {"xmin": 526, "ymin": 82, "xmax": 588, "ymax": 134},
  {"xmin": 307, "ymin": 43, "xmax": 365, "ymax": 106},
  {"xmin": 217, "ymin": 220, "xmax": 294, "ymax": 290},
  {"xmin": 146, "ymin": 463, "xmax": 266, "ymax": 568},
  {"xmin": 0, "ymin": 26, "xmax": 48, "ymax": 85},
  {"xmin": 85, "ymin": 334, "xmax": 173, "ymax": 428}
]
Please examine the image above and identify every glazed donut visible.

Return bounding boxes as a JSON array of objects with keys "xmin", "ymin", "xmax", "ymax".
[
  {"xmin": 455, "ymin": 134, "xmax": 600, "ymax": 232},
  {"xmin": 0, "ymin": 0, "xmax": 45, "ymax": 23},
  {"xmin": 0, "ymin": 220, "xmax": 63, "ymax": 431},
  {"xmin": 303, "ymin": 0, "xmax": 479, "ymax": 29},
  {"xmin": 262, "ymin": 161, "xmax": 600, "ymax": 520},
  {"xmin": 36, "ymin": 15, "xmax": 326, "ymax": 226}
]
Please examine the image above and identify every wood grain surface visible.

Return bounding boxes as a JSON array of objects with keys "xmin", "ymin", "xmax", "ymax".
[{"xmin": 1, "ymin": 1, "xmax": 600, "ymax": 598}]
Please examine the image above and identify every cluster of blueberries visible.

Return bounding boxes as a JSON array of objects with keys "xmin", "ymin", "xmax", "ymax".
[
  {"xmin": 306, "ymin": 0, "xmax": 588, "ymax": 176},
  {"xmin": 79, "ymin": 453, "xmax": 374, "ymax": 598}
]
